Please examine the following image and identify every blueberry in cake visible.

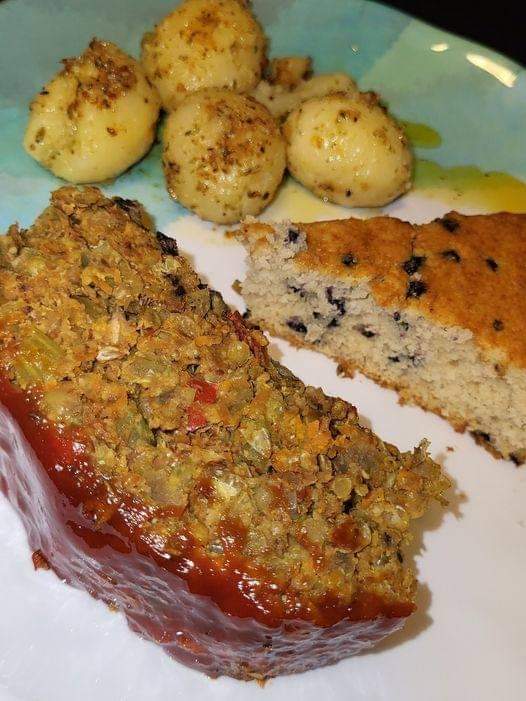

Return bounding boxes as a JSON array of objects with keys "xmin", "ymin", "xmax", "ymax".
[{"xmin": 239, "ymin": 213, "xmax": 526, "ymax": 465}]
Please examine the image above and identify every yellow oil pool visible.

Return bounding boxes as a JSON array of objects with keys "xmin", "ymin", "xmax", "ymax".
[
  {"xmin": 414, "ymin": 159, "xmax": 526, "ymax": 213},
  {"xmin": 401, "ymin": 121, "xmax": 442, "ymax": 149}
]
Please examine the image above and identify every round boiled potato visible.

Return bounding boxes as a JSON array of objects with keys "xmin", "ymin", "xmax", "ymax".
[
  {"xmin": 141, "ymin": 0, "xmax": 266, "ymax": 110},
  {"xmin": 24, "ymin": 39, "xmax": 161, "ymax": 184},
  {"xmin": 283, "ymin": 92, "xmax": 413, "ymax": 207},
  {"xmin": 163, "ymin": 89, "xmax": 286, "ymax": 223}
]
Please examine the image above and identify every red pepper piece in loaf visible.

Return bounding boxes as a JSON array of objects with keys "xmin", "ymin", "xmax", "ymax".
[{"xmin": 0, "ymin": 187, "xmax": 449, "ymax": 679}]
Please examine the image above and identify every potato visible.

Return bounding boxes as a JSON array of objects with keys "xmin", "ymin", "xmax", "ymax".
[
  {"xmin": 24, "ymin": 39, "xmax": 161, "ymax": 184},
  {"xmin": 141, "ymin": 0, "xmax": 266, "ymax": 110},
  {"xmin": 163, "ymin": 89, "xmax": 286, "ymax": 223},
  {"xmin": 267, "ymin": 56, "xmax": 312, "ymax": 89},
  {"xmin": 251, "ymin": 72, "xmax": 358, "ymax": 121},
  {"xmin": 283, "ymin": 91, "xmax": 413, "ymax": 207}
]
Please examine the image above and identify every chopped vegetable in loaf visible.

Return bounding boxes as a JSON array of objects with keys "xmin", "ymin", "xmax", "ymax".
[{"xmin": 0, "ymin": 187, "xmax": 449, "ymax": 624}]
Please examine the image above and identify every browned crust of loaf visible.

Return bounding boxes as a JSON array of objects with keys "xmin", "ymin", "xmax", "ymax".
[
  {"xmin": 255, "ymin": 319, "xmax": 519, "ymax": 464},
  {"xmin": 241, "ymin": 213, "xmax": 526, "ymax": 369},
  {"xmin": 4, "ymin": 187, "xmax": 454, "ymax": 680}
]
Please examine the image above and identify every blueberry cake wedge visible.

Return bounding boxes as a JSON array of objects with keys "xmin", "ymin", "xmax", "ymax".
[
  {"xmin": 0, "ymin": 187, "xmax": 449, "ymax": 680},
  {"xmin": 238, "ymin": 214, "xmax": 526, "ymax": 464}
]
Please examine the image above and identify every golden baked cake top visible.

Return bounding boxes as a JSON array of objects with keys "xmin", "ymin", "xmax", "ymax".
[{"xmin": 241, "ymin": 212, "xmax": 526, "ymax": 369}]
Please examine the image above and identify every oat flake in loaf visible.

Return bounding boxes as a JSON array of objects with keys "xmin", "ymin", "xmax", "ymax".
[{"xmin": 0, "ymin": 187, "xmax": 449, "ymax": 679}]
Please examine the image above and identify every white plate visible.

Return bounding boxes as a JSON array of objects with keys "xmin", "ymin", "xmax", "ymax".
[
  {"xmin": 1, "ymin": 0, "xmax": 526, "ymax": 699},
  {"xmin": 1, "ymin": 185, "xmax": 525, "ymax": 701}
]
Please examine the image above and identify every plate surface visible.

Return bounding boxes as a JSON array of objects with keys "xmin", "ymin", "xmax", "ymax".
[{"xmin": 0, "ymin": 1, "xmax": 525, "ymax": 700}]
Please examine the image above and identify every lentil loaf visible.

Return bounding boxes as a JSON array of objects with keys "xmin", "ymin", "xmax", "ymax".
[
  {"xmin": 0, "ymin": 187, "xmax": 448, "ymax": 679},
  {"xmin": 238, "ymin": 214, "xmax": 526, "ymax": 465}
]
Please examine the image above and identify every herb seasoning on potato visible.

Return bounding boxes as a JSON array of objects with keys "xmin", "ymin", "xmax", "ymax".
[
  {"xmin": 162, "ymin": 89, "xmax": 286, "ymax": 223},
  {"xmin": 141, "ymin": 0, "xmax": 266, "ymax": 110},
  {"xmin": 24, "ymin": 39, "xmax": 161, "ymax": 184},
  {"xmin": 283, "ymin": 91, "xmax": 413, "ymax": 207},
  {"xmin": 252, "ymin": 68, "xmax": 358, "ymax": 121}
]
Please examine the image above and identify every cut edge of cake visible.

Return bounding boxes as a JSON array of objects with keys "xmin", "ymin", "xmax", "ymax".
[{"xmin": 237, "ymin": 216, "xmax": 526, "ymax": 465}]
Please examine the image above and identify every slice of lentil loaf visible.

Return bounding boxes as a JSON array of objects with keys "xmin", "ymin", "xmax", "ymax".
[
  {"xmin": 238, "ymin": 214, "xmax": 526, "ymax": 465},
  {"xmin": 0, "ymin": 187, "xmax": 448, "ymax": 680}
]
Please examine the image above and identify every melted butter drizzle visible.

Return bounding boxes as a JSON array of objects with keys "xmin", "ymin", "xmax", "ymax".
[
  {"xmin": 401, "ymin": 121, "xmax": 442, "ymax": 149},
  {"xmin": 400, "ymin": 120, "xmax": 526, "ymax": 213},
  {"xmin": 414, "ymin": 159, "xmax": 526, "ymax": 213}
]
